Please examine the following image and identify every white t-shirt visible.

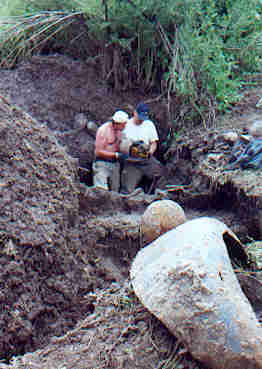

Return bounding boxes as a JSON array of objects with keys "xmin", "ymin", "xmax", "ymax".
[{"xmin": 120, "ymin": 118, "xmax": 159, "ymax": 154}]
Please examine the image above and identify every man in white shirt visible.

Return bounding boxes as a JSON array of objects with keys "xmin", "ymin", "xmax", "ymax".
[{"xmin": 120, "ymin": 102, "xmax": 162, "ymax": 194}]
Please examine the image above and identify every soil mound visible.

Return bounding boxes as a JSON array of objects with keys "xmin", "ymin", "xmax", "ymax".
[{"xmin": 0, "ymin": 96, "xmax": 94, "ymax": 360}]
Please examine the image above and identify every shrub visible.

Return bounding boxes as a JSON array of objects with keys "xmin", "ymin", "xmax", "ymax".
[
  {"xmin": 0, "ymin": 0, "xmax": 262, "ymax": 126},
  {"xmin": 165, "ymin": 0, "xmax": 262, "ymax": 126}
]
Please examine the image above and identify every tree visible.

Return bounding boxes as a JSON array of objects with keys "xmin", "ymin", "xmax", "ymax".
[{"xmin": 0, "ymin": 0, "xmax": 262, "ymax": 126}]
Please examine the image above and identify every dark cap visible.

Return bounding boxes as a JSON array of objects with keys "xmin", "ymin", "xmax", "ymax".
[{"xmin": 136, "ymin": 102, "xmax": 149, "ymax": 120}]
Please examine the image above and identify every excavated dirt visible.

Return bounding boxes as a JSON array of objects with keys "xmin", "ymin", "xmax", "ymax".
[{"xmin": 0, "ymin": 54, "xmax": 261, "ymax": 369}]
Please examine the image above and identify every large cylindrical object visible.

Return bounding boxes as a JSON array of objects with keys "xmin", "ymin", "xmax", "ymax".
[{"xmin": 131, "ymin": 217, "xmax": 262, "ymax": 369}]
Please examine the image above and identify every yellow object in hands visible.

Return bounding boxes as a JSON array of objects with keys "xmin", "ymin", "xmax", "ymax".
[{"xmin": 129, "ymin": 141, "xmax": 150, "ymax": 159}]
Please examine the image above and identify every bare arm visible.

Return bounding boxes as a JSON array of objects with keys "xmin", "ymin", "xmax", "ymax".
[
  {"xmin": 95, "ymin": 148, "xmax": 117, "ymax": 160},
  {"xmin": 95, "ymin": 128, "xmax": 117, "ymax": 160}
]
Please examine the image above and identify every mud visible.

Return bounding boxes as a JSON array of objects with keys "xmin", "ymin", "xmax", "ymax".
[{"xmin": 0, "ymin": 54, "xmax": 261, "ymax": 369}]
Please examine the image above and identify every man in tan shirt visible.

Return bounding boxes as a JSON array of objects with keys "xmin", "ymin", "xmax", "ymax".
[{"xmin": 93, "ymin": 110, "xmax": 129, "ymax": 191}]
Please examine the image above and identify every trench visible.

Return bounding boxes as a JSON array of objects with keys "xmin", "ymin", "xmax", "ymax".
[{"xmin": 2, "ymin": 173, "xmax": 262, "ymax": 364}]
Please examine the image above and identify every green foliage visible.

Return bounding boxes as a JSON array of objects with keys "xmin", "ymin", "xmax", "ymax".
[
  {"xmin": 0, "ymin": 1, "xmax": 79, "ymax": 67},
  {"xmin": 165, "ymin": 0, "xmax": 262, "ymax": 125},
  {"xmin": 1, "ymin": 0, "xmax": 28, "ymax": 16},
  {"xmin": 0, "ymin": 0, "xmax": 76, "ymax": 14},
  {"xmin": 0, "ymin": 0, "xmax": 262, "ymax": 126},
  {"xmin": 0, "ymin": 12, "xmax": 83, "ymax": 68}
]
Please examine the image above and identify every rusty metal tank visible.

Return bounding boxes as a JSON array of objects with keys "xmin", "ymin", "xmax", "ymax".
[{"xmin": 131, "ymin": 217, "xmax": 262, "ymax": 369}]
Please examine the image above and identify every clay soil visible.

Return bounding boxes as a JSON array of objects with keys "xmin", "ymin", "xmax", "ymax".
[{"xmin": 0, "ymin": 55, "xmax": 261, "ymax": 369}]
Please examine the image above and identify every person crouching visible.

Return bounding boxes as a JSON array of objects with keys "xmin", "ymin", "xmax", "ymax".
[
  {"xmin": 92, "ymin": 110, "xmax": 129, "ymax": 192},
  {"xmin": 120, "ymin": 102, "xmax": 161, "ymax": 194}
]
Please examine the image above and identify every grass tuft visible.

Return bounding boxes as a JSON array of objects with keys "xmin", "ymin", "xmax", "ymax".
[{"xmin": 0, "ymin": 11, "xmax": 84, "ymax": 68}]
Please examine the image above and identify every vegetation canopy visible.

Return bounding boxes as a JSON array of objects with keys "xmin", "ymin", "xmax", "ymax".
[{"xmin": 0, "ymin": 0, "xmax": 262, "ymax": 127}]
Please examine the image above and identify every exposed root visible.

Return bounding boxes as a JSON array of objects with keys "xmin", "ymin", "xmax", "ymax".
[{"xmin": 51, "ymin": 314, "xmax": 105, "ymax": 344}]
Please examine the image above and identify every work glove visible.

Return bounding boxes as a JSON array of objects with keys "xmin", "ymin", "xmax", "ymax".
[{"xmin": 117, "ymin": 153, "xmax": 129, "ymax": 164}]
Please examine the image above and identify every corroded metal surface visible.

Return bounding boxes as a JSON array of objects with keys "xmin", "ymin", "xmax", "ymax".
[{"xmin": 131, "ymin": 217, "xmax": 262, "ymax": 369}]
